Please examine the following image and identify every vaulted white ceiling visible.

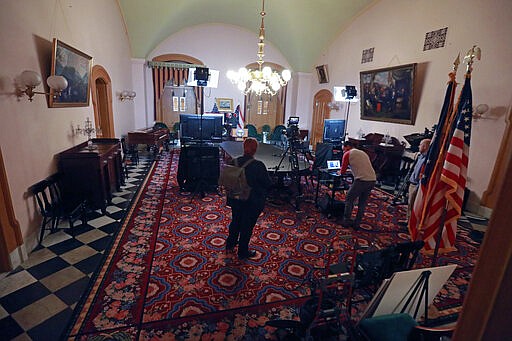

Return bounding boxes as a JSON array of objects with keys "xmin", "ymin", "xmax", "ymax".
[{"xmin": 118, "ymin": 0, "xmax": 376, "ymax": 72}]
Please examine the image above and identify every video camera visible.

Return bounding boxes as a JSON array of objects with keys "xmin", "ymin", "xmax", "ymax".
[{"xmin": 284, "ymin": 116, "xmax": 300, "ymax": 140}]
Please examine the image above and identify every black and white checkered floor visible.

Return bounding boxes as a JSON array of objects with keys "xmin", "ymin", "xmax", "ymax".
[{"xmin": 0, "ymin": 158, "xmax": 152, "ymax": 340}]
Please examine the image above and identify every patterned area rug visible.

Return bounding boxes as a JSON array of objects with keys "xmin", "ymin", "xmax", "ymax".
[{"xmin": 66, "ymin": 150, "xmax": 479, "ymax": 340}]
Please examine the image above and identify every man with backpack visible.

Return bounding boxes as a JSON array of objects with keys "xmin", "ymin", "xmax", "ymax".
[{"xmin": 223, "ymin": 138, "xmax": 272, "ymax": 260}]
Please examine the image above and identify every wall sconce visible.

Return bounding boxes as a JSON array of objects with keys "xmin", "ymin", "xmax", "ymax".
[
  {"xmin": 327, "ymin": 102, "xmax": 340, "ymax": 110},
  {"xmin": 15, "ymin": 70, "xmax": 68, "ymax": 101},
  {"xmin": 473, "ymin": 104, "xmax": 489, "ymax": 120},
  {"xmin": 119, "ymin": 90, "xmax": 136, "ymax": 101}
]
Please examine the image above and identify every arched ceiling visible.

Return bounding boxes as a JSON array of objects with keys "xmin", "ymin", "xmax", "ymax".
[{"xmin": 118, "ymin": 0, "xmax": 376, "ymax": 72}]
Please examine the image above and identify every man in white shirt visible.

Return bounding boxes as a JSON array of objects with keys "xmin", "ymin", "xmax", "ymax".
[{"xmin": 338, "ymin": 141, "xmax": 376, "ymax": 229}]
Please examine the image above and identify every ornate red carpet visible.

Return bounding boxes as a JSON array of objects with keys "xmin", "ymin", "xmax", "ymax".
[{"xmin": 66, "ymin": 150, "xmax": 479, "ymax": 340}]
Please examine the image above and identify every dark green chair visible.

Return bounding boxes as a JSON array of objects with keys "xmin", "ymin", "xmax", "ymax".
[
  {"xmin": 269, "ymin": 124, "xmax": 287, "ymax": 145},
  {"xmin": 153, "ymin": 121, "xmax": 169, "ymax": 130},
  {"xmin": 261, "ymin": 124, "xmax": 271, "ymax": 134},
  {"xmin": 246, "ymin": 124, "xmax": 262, "ymax": 141},
  {"xmin": 357, "ymin": 313, "xmax": 454, "ymax": 341}
]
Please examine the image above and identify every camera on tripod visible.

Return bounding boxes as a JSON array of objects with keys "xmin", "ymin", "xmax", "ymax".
[{"xmin": 283, "ymin": 116, "xmax": 301, "ymax": 147}]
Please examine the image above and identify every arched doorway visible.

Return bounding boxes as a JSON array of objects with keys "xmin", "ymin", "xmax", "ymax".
[
  {"xmin": 310, "ymin": 89, "xmax": 333, "ymax": 149},
  {"xmin": 91, "ymin": 65, "xmax": 114, "ymax": 137},
  {"xmin": 152, "ymin": 54, "xmax": 205, "ymax": 126}
]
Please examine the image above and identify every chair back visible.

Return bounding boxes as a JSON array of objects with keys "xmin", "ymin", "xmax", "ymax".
[
  {"xmin": 246, "ymin": 124, "xmax": 258, "ymax": 137},
  {"xmin": 270, "ymin": 125, "xmax": 286, "ymax": 141},
  {"xmin": 390, "ymin": 240, "xmax": 425, "ymax": 272},
  {"xmin": 355, "ymin": 240, "xmax": 425, "ymax": 289},
  {"xmin": 46, "ymin": 173, "xmax": 64, "ymax": 205},
  {"xmin": 29, "ymin": 179, "xmax": 53, "ymax": 217},
  {"xmin": 261, "ymin": 124, "xmax": 271, "ymax": 133},
  {"xmin": 312, "ymin": 142, "xmax": 333, "ymax": 170},
  {"xmin": 153, "ymin": 121, "xmax": 169, "ymax": 130}
]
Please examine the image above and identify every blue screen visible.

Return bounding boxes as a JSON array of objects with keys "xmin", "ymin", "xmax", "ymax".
[{"xmin": 323, "ymin": 119, "xmax": 346, "ymax": 143}]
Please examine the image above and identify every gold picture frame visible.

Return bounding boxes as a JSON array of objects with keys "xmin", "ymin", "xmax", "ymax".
[
  {"xmin": 360, "ymin": 63, "xmax": 417, "ymax": 125},
  {"xmin": 49, "ymin": 38, "xmax": 93, "ymax": 107},
  {"xmin": 216, "ymin": 98, "xmax": 233, "ymax": 112}
]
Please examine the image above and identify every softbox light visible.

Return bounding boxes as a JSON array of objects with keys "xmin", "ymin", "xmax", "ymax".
[{"xmin": 334, "ymin": 85, "xmax": 359, "ymax": 102}]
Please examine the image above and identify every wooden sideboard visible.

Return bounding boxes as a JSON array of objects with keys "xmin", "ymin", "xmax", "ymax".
[
  {"xmin": 349, "ymin": 134, "xmax": 405, "ymax": 184},
  {"xmin": 57, "ymin": 138, "xmax": 123, "ymax": 213},
  {"xmin": 127, "ymin": 127, "xmax": 169, "ymax": 155}
]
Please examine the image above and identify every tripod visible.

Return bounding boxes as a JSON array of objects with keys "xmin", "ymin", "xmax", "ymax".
[
  {"xmin": 190, "ymin": 90, "xmax": 218, "ymax": 202},
  {"xmin": 273, "ymin": 140, "xmax": 303, "ymax": 211},
  {"xmin": 400, "ymin": 270, "xmax": 431, "ymax": 325}
]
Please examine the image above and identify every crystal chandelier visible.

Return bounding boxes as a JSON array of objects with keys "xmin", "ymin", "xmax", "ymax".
[{"xmin": 227, "ymin": 0, "xmax": 291, "ymax": 96}]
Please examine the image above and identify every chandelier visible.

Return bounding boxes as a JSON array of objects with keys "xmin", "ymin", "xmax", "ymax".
[{"xmin": 227, "ymin": 0, "xmax": 291, "ymax": 96}]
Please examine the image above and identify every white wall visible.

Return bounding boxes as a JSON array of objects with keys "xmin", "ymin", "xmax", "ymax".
[
  {"xmin": 145, "ymin": 23, "xmax": 295, "ymax": 118},
  {"xmin": 311, "ymin": 0, "xmax": 512, "ymax": 208},
  {"xmin": 0, "ymin": 0, "xmax": 135, "ymax": 251},
  {"xmin": 131, "ymin": 58, "xmax": 148, "ymax": 129}
]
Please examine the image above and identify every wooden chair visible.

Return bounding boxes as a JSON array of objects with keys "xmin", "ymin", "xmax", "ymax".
[
  {"xmin": 29, "ymin": 174, "xmax": 87, "ymax": 244},
  {"xmin": 266, "ymin": 235, "xmax": 358, "ymax": 340},
  {"xmin": 46, "ymin": 173, "xmax": 88, "ymax": 235},
  {"xmin": 121, "ymin": 137, "xmax": 139, "ymax": 180},
  {"xmin": 28, "ymin": 179, "xmax": 56, "ymax": 244}
]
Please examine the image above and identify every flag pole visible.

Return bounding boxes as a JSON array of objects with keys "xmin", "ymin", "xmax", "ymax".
[
  {"xmin": 429, "ymin": 46, "xmax": 480, "ymax": 257},
  {"xmin": 431, "ymin": 202, "xmax": 449, "ymax": 267},
  {"xmin": 416, "ymin": 55, "xmax": 460, "ymax": 239}
]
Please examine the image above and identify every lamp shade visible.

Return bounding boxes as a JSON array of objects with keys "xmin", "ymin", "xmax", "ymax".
[
  {"xmin": 47, "ymin": 75, "xmax": 68, "ymax": 91},
  {"xmin": 20, "ymin": 70, "xmax": 42, "ymax": 87},
  {"xmin": 282, "ymin": 69, "xmax": 291, "ymax": 82}
]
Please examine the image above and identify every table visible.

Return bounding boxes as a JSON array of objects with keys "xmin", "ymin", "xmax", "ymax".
[
  {"xmin": 315, "ymin": 169, "xmax": 353, "ymax": 217},
  {"xmin": 219, "ymin": 141, "xmax": 310, "ymax": 174}
]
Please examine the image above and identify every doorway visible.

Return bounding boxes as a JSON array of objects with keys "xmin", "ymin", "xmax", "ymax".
[
  {"xmin": 91, "ymin": 65, "xmax": 115, "ymax": 137},
  {"xmin": 310, "ymin": 89, "xmax": 333, "ymax": 150}
]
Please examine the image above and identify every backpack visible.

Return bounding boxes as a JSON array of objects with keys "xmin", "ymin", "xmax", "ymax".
[{"xmin": 218, "ymin": 158, "xmax": 255, "ymax": 200}]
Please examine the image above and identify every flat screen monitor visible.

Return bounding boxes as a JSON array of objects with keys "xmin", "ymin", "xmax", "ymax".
[
  {"xmin": 323, "ymin": 119, "xmax": 346, "ymax": 144},
  {"xmin": 180, "ymin": 113, "xmax": 224, "ymax": 142}
]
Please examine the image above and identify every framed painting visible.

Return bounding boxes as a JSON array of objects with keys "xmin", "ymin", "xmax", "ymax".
[
  {"xmin": 49, "ymin": 38, "xmax": 93, "ymax": 107},
  {"xmin": 216, "ymin": 98, "xmax": 233, "ymax": 112},
  {"xmin": 316, "ymin": 64, "xmax": 329, "ymax": 84},
  {"xmin": 359, "ymin": 63, "xmax": 417, "ymax": 125}
]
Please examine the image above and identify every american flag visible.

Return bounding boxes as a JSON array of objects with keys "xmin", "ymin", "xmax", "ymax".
[
  {"xmin": 409, "ymin": 72, "xmax": 457, "ymax": 241},
  {"xmin": 235, "ymin": 104, "xmax": 244, "ymax": 129},
  {"xmin": 410, "ymin": 75, "xmax": 472, "ymax": 251}
]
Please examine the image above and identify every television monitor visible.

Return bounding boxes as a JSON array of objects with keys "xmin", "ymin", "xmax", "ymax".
[
  {"xmin": 323, "ymin": 119, "xmax": 346, "ymax": 144},
  {"xmin": 180, "ymin": 113, "xmax": 224, "ymax": 142}
]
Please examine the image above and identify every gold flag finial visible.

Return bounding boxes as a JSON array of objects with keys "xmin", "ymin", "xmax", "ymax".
[
  {"xmin": 463, "ymin": 45, "xmax": 481, "ymax": 73},
  {"xmin": 453, "ymin": 53, "xmax": 460, "ymax": 72}
]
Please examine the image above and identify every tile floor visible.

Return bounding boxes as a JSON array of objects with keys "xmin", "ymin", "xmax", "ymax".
[{"xmin": 0, "ymin": 158, "xmax": 152, "ymax": 340}]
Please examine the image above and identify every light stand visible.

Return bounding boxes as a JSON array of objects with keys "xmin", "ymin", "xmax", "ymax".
[
  {"xmin": 190, "ymin": 68, "xmax": 217, "ymax": 201},
  {"xmin": 334, "ymin": 85, "xmax": 358, "ymax": 142}
]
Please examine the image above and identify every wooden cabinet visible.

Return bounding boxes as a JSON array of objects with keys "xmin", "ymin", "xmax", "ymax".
[{"xmin": 57, "ymin": 138, "xmax": 123, "ymax": 213}]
